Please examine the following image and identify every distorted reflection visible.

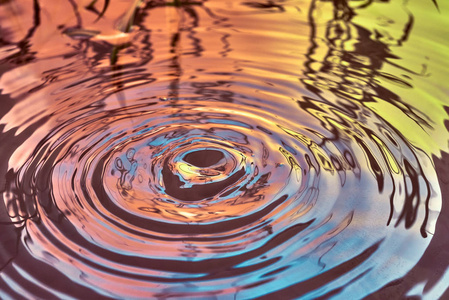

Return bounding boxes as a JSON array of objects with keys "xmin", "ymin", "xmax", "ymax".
[{"xmin": 0, "ymin": 0, "xmax": 448, "ymax": 298}]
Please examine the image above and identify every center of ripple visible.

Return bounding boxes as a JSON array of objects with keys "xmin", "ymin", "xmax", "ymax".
[
  {"xmin": 164, "ymin": 148, "xmax": 245, "ymax": 202},
  {"xmin": 183, "ymin": 149, "xmax": 225, "ymax": 168}
]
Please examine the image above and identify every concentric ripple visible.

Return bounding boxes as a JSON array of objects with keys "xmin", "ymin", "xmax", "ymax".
[
  {"xmin": 0, "ymin": 93, "xmax": 440, "ymax": 298},
  {"xmin": 0, "ymin": 0, "xmax": 448, "ymax": 298}
]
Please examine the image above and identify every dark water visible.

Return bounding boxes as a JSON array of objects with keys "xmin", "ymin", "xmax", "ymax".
[{"xmin": 1, "ymin": 0, "xmax": 449, "ymax": 298}]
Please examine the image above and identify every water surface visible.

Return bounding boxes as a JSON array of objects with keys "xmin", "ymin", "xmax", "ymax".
[{"xmin": 1, "ymin": 0, "xmax": 449, "ymax": 298}]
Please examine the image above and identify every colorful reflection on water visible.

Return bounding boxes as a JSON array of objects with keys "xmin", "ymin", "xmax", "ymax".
[{"xmin": 1, "ymin": 0, "xmax": 449, "ymax": 298}]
